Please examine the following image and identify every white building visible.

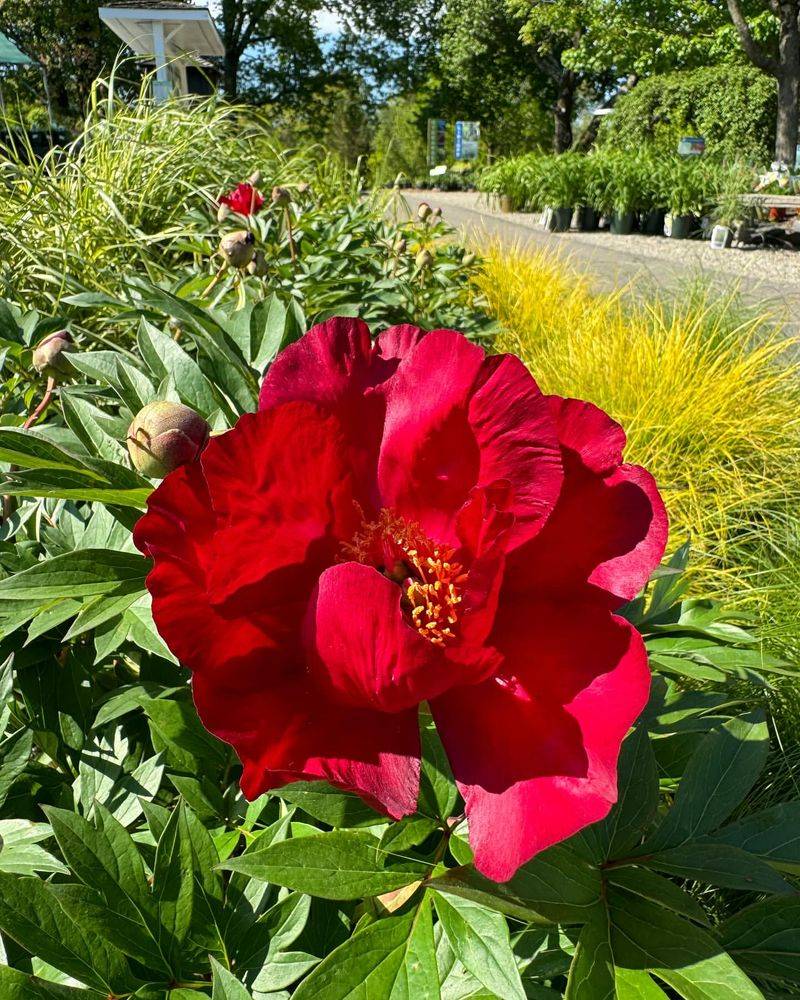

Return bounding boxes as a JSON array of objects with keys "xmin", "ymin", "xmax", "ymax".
[{"xmin": 99, "ymin": 1, "xmax": 225, "ymax": 101}]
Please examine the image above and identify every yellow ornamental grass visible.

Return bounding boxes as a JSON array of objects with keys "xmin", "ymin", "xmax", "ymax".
[{"xmin": 477, "ymin": 244, "xmax": 800, "ymax": 608}]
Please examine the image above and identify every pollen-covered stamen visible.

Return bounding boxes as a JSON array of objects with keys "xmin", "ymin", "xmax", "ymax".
[{"xmin": 342, "ymin": 508, "xmax": 467, "ymax": 646}]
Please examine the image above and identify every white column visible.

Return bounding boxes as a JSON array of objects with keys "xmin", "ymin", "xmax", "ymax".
[{"xmin": 152, "ymin": 20, "xmax": 171, "ymax": 103}]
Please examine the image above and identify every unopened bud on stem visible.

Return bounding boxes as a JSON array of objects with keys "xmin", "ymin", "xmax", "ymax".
[
  {"xmin": 220, "ymin": 230, "xmax": 256, "ymax": 269},
  {"xmin": 127, "ymin": 401, "xmax": 210, "ymax": 479},
  {"xmin": 32, "ymin": 330, "xmax": 75, "ymax": 380}
]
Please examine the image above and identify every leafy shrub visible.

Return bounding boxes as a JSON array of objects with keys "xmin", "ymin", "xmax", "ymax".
[{"xmin": 600, "ymin": 65, "xmax": 777, "ymax": 164}]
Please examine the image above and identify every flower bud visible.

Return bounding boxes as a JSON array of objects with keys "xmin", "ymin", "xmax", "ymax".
[
  {"xmin": 32, "ymin": 330, "xmax": 75, "ymax": 379},
  {"xmin": 217, "ymin": 202, "xmax": 232, "ymax": 223},
  {"xmin": 432, "ymin": 206, "xmax": 443, "ymax": 218},
  {"xmin": 415, "ymin": 249, "xmax": 433, "ymax": 269},
  {"xmin": 248, "ymin": 169, "xmax": 263, "ymax": 187},
  {"xmin": 271, "ymin": 186, "xmax": 292, "ymax": 207},
  {"xmin": 417, "ymin": 202, "xmax": 432, "ymax": 221},
  {"xmin": 246, "ymin": 250, "xmax": 268, "ymax": 277},
  {"xmin": 462, "ymin": 251, "xmax": 476, "ymax": 266},
  {"xmin": 220, "ymin": 230, "xmax": 256, "ymax": 269},
  {"xmin": 127, "ymin": 401, "xmax": 210, "ymax": 479},
  {"xmin": 296, "ymin": 181, "xmax": 311, "ymax": 195},
  {"xmin": 396, "ymin": 238, "xmax": 407, "ymax": 254}
]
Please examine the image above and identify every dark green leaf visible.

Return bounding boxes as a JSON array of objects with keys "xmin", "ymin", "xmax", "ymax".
[{"xmin": 220, "ymin": 829, "xmax": 426, "ymax": 900}]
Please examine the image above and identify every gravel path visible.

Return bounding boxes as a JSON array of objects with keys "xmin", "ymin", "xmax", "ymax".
[{"xmin": 400, "ymin": 189, "xmax": 800, "ymax": 325}]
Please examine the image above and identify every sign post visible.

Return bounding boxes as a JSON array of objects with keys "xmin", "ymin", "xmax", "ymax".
[{"xmin": 427, "ymin": 119, "xmax": 447, "ymax": 167}]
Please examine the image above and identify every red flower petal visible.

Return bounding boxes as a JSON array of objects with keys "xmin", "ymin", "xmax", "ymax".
[
  {"xmin": 432, "ymin": 600, "xmax": 650, "ymax": 881},
  {"xmin": 220, "ymin": 183, "xmax": 264, "ymax": 216},
  {"xmin": 378, "ymin": 331, "xmax": 562, "ymax": 548},
  {"xmin": 193, "ymin": 671, "xmax": 420, "ymax": 819},
  {"xmin": 306, "ymin": 562, "xmax": 496, "ymax": 713},
  {"xmin": 504, "ymin": 397, "xmax": 668, "ymax": 605}
]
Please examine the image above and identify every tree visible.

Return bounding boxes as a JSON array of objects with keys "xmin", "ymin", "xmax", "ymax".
[
  {"xmin": 438, "ymin": 0, "xmax": 554, "ymax": 156},
  {"xmin": 325, "ymin": 0, "xmax": 444, "ymax": 93},
  {"xmin": 721, "ymin": 0, "xmax": 799, "ymax": 162},
  {"xmin": 0, "ymin": 0, "xmax": 115, "ymax": 120},
  {"xmin": 508, "ymin": 0, "xmax": 727, "ymax": 151}
]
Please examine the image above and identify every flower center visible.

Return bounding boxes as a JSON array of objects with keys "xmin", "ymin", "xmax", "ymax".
[{"xmin": 342, "ymin": 509, "xmax": 467, "ymax": 646}]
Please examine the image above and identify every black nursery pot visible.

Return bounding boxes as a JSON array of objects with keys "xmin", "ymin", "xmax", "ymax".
[
  {"xmin": 576, "ymin": 206, "xmax": 599, "ymax": 231},
  {"xmin": 549, "ymin": 206, "xmax": 573, "ymax": 232},
  {"xmin": 610, "ymin": 211, "xmax": 635, "ymax": 235},
  {"xmin": 666, "ymin": 213, "xmax": 696, "ymax": 239},
  {"xmin": 641, "ymin": 208, "xmax": 666, "ymax": 236}
]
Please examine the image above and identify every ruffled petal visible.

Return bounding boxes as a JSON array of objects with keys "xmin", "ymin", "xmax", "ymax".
[
  {"xmin": 306, "ymin": 562, "xmax": 495, "ymax": 713},
  {"xmin": 504, "ymin": 397, "xmax": 668, "ymax": 606},
  {"xmin": 432, "ymin": 600, "xmax": 650, "ymax": 882},
  {"xmin": 193, "ymin": 671, "xmax": 420, "ymax": 819},
  {"xmin": 377, "ymin": 331, "xmax": 562, "ymax": 548}
]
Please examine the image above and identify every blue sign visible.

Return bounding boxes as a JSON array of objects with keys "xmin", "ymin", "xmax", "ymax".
[{"xmin": 454, "ymin": 121, "xmax": 480, "ymax": 161}]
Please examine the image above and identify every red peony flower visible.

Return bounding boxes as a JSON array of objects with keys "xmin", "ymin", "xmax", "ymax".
[
  {"xmin": 134, "ymin": 319, "xmax": 668, "ymax": 882},
  {"xmin": 219, "ymin": 182, "xmax": 264, "ymax": 216}
]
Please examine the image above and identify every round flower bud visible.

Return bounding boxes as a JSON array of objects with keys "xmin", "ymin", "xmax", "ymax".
[
  {"xmin": 271, "ymin": 186, "xmax": 292, "ymax": 207},
  {"xmin": 296, "ymin": 181, "xmax": 311, "ymax": 195},
  {"xmin": 417, "ymin": 202, "xmax": 432, "ymax": 221},
  {"xmin": 415, "ymin": 249, "xmax": 434, "ymax": 269},
  {"xmin": 220, "ymin": 230, "xmax": 256, "ymax": 269},
  {"xmin": 217, "ymin": 202, "xmax": 232, "ymax": 223},
  {"xmin": 462, "ymin": 251, "xmax": 477, "ymax": 266},
  {"xmin": 127, "ymin": 401, "xmax": 210, "ymax": 479},
  {"xmin": 396, "ymin": 238, "xmax": 407, "ymax": 254},
  {"xmin": 248, "ymin": 169, "xmax": 263, "ymax": 187},
  {"xmin": 32, "ymin": 330, "xmax": 75, "ymax": 379},
  {"xmin": 432, "ymin": 206, "xmax": 443, "ymax": 218},
  {"xmin": 246, "ymin": 250, "xmax": 268, "ymax": 277}
]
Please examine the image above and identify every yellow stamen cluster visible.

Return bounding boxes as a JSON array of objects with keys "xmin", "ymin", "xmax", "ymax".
[{"xmin": 342, "ymin": 509, "xmax": 467, "ymax": 646}]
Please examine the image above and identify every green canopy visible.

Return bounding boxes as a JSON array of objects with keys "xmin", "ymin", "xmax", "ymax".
[{"xmin": 0, "ymin": 31, "xmax": 33, "ymax": 66}]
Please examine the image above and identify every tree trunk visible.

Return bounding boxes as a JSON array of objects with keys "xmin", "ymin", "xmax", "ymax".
[
  {"xmin": 775, "ymin": 8, "xmax": 800, "ymax": 164},
  {"xmin": 553, "ymin": 71, "xmax": 575, "ymax": 153},
  {"xmin": 224, "ymin": 51, "xmax": 239, "ymax": 99}
]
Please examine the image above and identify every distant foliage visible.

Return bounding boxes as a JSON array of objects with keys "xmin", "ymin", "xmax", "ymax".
[{"xmin": 600, "ymin": 65, "xmax": 777, "ymax": 164}]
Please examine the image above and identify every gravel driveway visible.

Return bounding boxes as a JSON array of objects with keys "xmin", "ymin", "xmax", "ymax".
[{"xmin": 399, "ymin": 189, "xmax": 800, "ymax": 326}]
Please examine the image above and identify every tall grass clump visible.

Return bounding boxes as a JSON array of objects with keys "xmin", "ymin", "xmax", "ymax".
[
  {"xmin": 477, "ymin": 244, "xmax": 800, "ymax": 620},
  {"xmin": 0, "ymin": 70, "xmax": 321, "ymax": 314}
]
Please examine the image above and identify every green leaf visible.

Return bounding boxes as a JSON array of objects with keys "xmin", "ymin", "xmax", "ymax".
[
  {"xmin": 153, "ymin": 802, "xmax": 196, "ymax": 968},
  {"xmin": 44, "ymin": 805, "xmax": 153, "ymax": 915},
  {"xmin": 709, "ymin": 802, "xmax": 800, "ymax": 872},
  {"xmin": 606, "ymin": 867, "xmax": 709, "ymax": 925},
  {"xmin": 585, "ymin": 725, "xmax": 659, "ymax": 861},
  {"xmin": 211, "ymin": 957, "xmax": 252, "ymax": 1000},
  {"xmin": 0, "ymin": 549, "xmax": 147, "ymax": 601},
  {"xmin": 565, "ymin": 910, "xmax": 615, "ymax": 1000},
  {"xmin": 144, "ymin": 697, "xmax": 227, "ymax": 769},
  {"xmin": 719, "ymin": 897, "xmax": 800, "ymax": 983},
  {"xmin": 61, "ymin": 391, "xmax": 127, "ymax": 464},
  {"xmin": 418, "ymin": 717, "xmax": 458, "ymax": 821},
  {"xmin": 645, "ymin": 842, "xmax": 792, "ymax": 894},
  {"xmin": 273, "ymin": 781, "xmax": 381, "ymax": 828},
  {"xmin": 608, "ymin": 885, "xmax": 763, "ymax": 1000},
  {"xmin": 220, "ymin": 829, "xmax": 427, "ymax": 900},
  {"xmin": 0, "ymin": 872, "xmax": 129, "ymax": 994},
  {"xmin": 293, "ymin": 898, "xmax": 440, "ymax": 999},
  {"xmin": 0, "ymin": 965, "xmax": 100, "ymax": 1000},
  {"xmin": 0, "ymin": 820, "xmax": 67, "ymax": 876},
  {"xmin": 0, "ymin": 427, "xmax": 91, "ymax": 472},
  {"xmin": 643, "ymin": 713, "xmax": 769, "ymax": 852},
  {"xmin": 432, "ymin": 890, "xmax": 526, "ymax": 1000},
  {"xmin": 615, "ymin": 968, "xmax": 669, "ymax": 998},
  {"xmin": 138, "ymin": 320, "xmax": 219, "ymax": 416},
  {"xmin": 506, "ymin": 844, "xmax": 602, "ymax": 923},
  {"xmin": 0, "ymin": 728, "xmax": 32, "ymax": 809}
]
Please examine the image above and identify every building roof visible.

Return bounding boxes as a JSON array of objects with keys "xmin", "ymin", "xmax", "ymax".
[
  {"xmin": 102, "ymin": 1, "xmax": 195, "ymax": 8},
  {"xmin": 99, "ymin": 3, "xmax": 224, "ymax": 59},
  {"xmin": 0, "ymin": 30, "xmax": 34, "ymax": 66}
]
